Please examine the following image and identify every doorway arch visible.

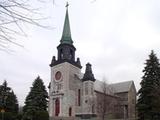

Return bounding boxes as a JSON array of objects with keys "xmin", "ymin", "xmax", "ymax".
[
  {"xmin": 69, "ymin": 107, "xmax": 72, "ymax": 116},
  {"xmin": 55, "ymin": 98, "xmax": 60, "ymax": 116}
]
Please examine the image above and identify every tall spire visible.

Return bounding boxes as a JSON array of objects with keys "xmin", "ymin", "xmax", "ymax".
[
  {"xmin": 50, "ymin": 2, "xmax": 82, "ymax": 69},
  {"xmin": 60, "ymin": 2, "xmax": 73, "ymax": 45}
]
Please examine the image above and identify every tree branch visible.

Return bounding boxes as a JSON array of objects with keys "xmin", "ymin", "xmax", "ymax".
[{"xmin": 0, "ymin": 0, "xmax": 52, "ymax": 52}]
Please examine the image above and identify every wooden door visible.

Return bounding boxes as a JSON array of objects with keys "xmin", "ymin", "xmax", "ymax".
[{"xmin": 55, "ymin": 98, "xmax": 60, "ymax": 116}]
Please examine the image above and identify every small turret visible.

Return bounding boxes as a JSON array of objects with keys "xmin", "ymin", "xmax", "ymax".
[
  {"xmin": 81, "ymin": 63, "xmax": 96, "ymax": 118},
  {"xmin": 76, "ymin": 58, "xmax": 81, "ymax": 66},
  {"xmin": 82, "ymin": 63, "xmax": 95, "ymax": 82},
  {"xmin": 50, "ymin": 56, "xmax": 56, "ymax": 66}
]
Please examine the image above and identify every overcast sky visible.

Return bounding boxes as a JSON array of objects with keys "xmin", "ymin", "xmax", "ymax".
[{"xmin": 1, "ymin": 0, "xmax": 160, "ymax": 105}]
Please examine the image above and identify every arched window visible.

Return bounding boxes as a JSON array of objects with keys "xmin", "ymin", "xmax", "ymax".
[
  {"xmin": 60, "ymin": 49, "xmax": 63, "ymax": 59},
  {"xmin": 55, "ymin": 98, "xmax": 60, "ymax": 116},
  {"xmin": 78, "ymin": 89, "xmax": 81, "ymax": 106},
  {"xmin": 92, "ymin": 105, "xmax": 95, "ymax": 113},
  {"xmin": 69, "ymin": 49, "xmax": 73, "ymax": 60},
  {"xmin": 69, "ymin": 107, "xmax": 72, "ymax": 116},
  {"xmin": 85, "ymin": 82, "xmax": 88, "ymax": 95},
  {"xmin": 91, "ymin": 83, "xmax": 93, "ymax": 95}
]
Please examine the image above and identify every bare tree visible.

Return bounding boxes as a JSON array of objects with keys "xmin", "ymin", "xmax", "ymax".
[
  {"xmin": 96, "ymin": 79, "xmax": 119, "ymax": 120},
  {"xmin": 0, "ymin": 0, "xmax": 51, "ymax": 52},
  {"xmin": 97, "ymin": 80, "xmax": 108, "ymax": 120}
]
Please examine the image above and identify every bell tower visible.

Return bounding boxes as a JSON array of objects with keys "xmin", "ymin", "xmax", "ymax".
[
  {"xmin": 50, "ymin": 3, "xmax": 81, "ymax": 68},
  {"xmin": 57, "ymin": 4, "xmax": 75, "ymax": 61},
  {"xmin": 49, "ymin": 3, "xmax": 82, "ymax": 119}
]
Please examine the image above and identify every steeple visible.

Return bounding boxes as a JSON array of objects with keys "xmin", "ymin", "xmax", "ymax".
[
  {"xmin": 50, "ymin": 3, "xmax": 81, "ymax": 69},
  {"xmin": 60, "ymin": 3, "xmax": 73, "ymax": 45},
  {"xmin": 82, "ymin": 63, "xmax": 96, "ymax": 82}
]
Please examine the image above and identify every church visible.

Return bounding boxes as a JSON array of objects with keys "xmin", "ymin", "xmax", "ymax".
[{"xmin": 48, "ymin": 5, "xmax": 136, "ymax": 120}]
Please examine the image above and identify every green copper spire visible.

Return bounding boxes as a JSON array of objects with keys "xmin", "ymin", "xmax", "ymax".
[{"xmin": 60, "ymin": 3, "xmax": 73, "ymax": 44}]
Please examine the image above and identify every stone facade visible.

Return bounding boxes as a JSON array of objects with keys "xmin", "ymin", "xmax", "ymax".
[
  {"xmin": 113, "ymin": 81, "xmax": 136, "ymax": 119},
  {"xmin": 48, "ymin": 6, "xmax": 136, "ymax": 120}
]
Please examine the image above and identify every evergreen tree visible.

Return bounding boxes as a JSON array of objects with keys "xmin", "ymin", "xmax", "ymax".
[
  {"xmin": 137, "ymin": 50, "xmax": 160, "ymax": 120},
  {"xmin": 0, "ymin": 80, "xmax": 19, "ymax": 120},
  {"xmin": 23, "ymin": 76, "xmax": 48, "ymax": 120}
]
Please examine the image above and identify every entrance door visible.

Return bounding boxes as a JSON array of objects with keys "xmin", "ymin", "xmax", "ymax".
[
  {"xmin": 55, "ymin": 98, "xmax": 60, "ymax": 116},
  {"xmin": 69, "ymin": 107, "xmax": 72, "ymax": 116}
]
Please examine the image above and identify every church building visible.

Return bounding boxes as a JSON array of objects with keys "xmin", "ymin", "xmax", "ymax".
[{"xmin": 48, "ymin": 5, "xmax": 136, "ymax": 120}]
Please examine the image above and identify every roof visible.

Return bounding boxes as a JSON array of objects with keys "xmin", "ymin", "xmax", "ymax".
[
  {"xmin": 94, "ymin": 80, "xmax": 134, "ymax": 94},
  {"xmin": 94, "ymin": 80, "xmax": 115, "ymax": 95},
  {"xmin": 82, "ymin": 63, "xmax": 96, "ymax": 82},
  {"xmin": 75, "ymin": 73, "xmax": 135, "ymax": 94},
  {"xmin": 110, "ymin": 81, "xmax": 134, "ymax": 93}
]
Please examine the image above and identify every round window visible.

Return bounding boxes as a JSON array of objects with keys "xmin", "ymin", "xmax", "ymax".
[{"xmin": 55, "ymin": 71, "xmax": 62, "ymax": 81}]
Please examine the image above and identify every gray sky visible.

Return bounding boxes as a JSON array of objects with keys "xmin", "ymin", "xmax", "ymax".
[{"xmin": 1, "ymin": 0, "xmax": 160, "ymax": 105}]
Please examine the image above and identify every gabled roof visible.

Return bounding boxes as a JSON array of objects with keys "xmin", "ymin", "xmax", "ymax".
[
  {"xmin": 94, "ymin": 80, "xmax": 134, "ymax": 94},
  {"xmin": 110, "ymin": 81, "xmax": 134, "ymax": 93},
  {"xmin": 75, "ymin": 72, "xmax": 135, "ymax": 94}
]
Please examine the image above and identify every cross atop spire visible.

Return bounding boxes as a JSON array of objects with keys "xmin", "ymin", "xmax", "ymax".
[
  {"xmin": 66, "ymin": 2, "xmax": 69, "ymax": 8},
  {"xmin": 60, "ymin": 2, "xmax": 73, "ymax": 45}
]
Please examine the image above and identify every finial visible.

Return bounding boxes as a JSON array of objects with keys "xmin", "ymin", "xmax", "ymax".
[{"xmin": 66, "ymin": 2, "xmax": 69, "ymax": 8}]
